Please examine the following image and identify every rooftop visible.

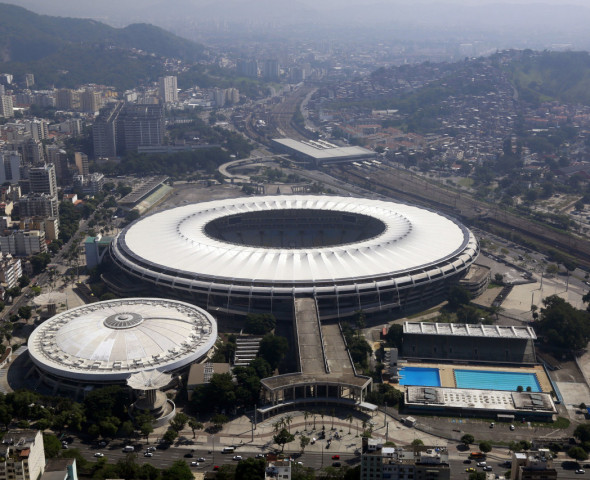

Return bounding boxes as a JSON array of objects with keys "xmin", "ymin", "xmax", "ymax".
[{"xmin": 403, "ymin": 322, "xmax": 537, "ymax": 339}]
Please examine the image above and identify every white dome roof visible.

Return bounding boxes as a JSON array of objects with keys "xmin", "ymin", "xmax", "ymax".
[{"xmin": 28, "ymin": 298, "xmax": 217, "ymax": 382}]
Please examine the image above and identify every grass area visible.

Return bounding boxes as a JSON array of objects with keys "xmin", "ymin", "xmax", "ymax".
[
  {"xmin": 458, "ymin": 177, "xmax": 474, "ymax": 188},
  {"xmin": 531, "ymin": 416, "xmax": 570, "ymax": 429},
  {"xmin": 406, "ymin": 306, "xmax": 442, "ymax": 319}
]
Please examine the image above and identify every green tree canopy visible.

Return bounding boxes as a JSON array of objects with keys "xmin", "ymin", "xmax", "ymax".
[
  {"xmin": 461, "ymin": 434, "xmax": 475, "ymax": 445},
  {"xmin": 568, "ymin": 446, "xmax": 589, "ymax": 461},
  {"xmin": 536, "ymin": 295, "xmax": 590, "ymax": 351},
  {"xmin": 43, "ymin": 434, "xmax": 61, "ymax": 459},
  {"xmin": 235, "ymin": 458, "xmax": 266, "ymax": 480},
  {"xmin": 259, "ymin": 334, "xmax": 289, "ymax": 371},
  {"xmin": 161, "ymin": 459, "xmax": 193, "ymax": 480},
  {"xmin": 244, "ymin": 313, "xmax": 276, "ymax": 335},
  {"xmin": 447, "ymin": 285, "xmax": 471, "ymax": 310},
  {"xmin": 273, "ymin": 428, "xmax": 295, "ymax": 452},
  {"xmin": 479, "ymin": 441, "xmax": 492, "ymax": 453}
]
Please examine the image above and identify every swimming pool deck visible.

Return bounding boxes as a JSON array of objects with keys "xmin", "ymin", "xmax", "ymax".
[{"xmin": 401, "ymin": 362, "xmax": 552, "ymax": 393}]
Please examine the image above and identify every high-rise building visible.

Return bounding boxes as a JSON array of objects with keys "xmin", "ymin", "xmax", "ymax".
[
  {"xmin": 93, "ymin": 102, "xmax": 123, "ymax": 158},
  {"xmin": 0, "ymin": 95, "xmax": 14, "ymax": 118},
  {"xmin": 46, "ymin": 146, "xmax": 70, "ymax": 186},
  {"xmin": 0, "ymin": 74, "xmax": 13, "ymax": 86},
  {"xmin": 237, "ymin": 59, "xmax": 259, "ymax": 78},
  {"xmin": 56, "ymin": 88, "xmax": 79, "ymax": 111},
  {"xmin": 24, "ymin": 74, "xmax": 35, "ymax": 88},
  {"xmin": 117, "ymin": 104, "xmax": 165, "ymax": 153},
  {"xmin": 263, "ymin": 59, "xmax": 280, "ymax": 80},
  {"xmin": 80, "ymin": 89, "xmax": 101, "ymax": 113},
  {"xmin": 0, "ymin": 151, "xmax": 21, "ymax": 184},
  {"xmin": 21, "ymin": 138, "xmax": 44, "ymax": 164},
  {"xmin": 24, "ymin": 119, "xmax": 48, "ymax": 141},
  {"xmin": 158, "ymin": 76, "xmax": 178, "ymax": 103},
  {"xmin": 29, "ymin": 163, "xmax": 57, "ymax": 198},
  {"xmin": 18, "ymin": 193, "xmax": 59, "ymax": 219},
  {"xmin": 74, "ymin": 152, "xmax": 89, "ymax": 176},
  {"xmin": 213, "ymin": 88, "xmax": 226, "ymax": 107}
]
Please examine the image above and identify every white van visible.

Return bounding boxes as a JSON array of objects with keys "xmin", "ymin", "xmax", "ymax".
[
  {"xmin": 123, "ymin": 446, "xmax": 135, "ymax": 452},
  {"xmin": 222, "ymin": 447, "xmax": 235, "ymax": 454}
]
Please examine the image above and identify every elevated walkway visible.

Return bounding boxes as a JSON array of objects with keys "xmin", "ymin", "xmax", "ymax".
[{"xmin": 259, "ymin": 296, "xmax": 373, "ymax": 418}]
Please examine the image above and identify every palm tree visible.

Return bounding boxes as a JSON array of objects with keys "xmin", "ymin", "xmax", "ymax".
[
  {"xmin": 346, "ymin": 414, "xmax": 353, "ymax": 434},
  {"xmin": 331, "ymin": 408, "xmax": 336, "ymax": 430},
  {"xmin": 321, "ymin": 411, "xmax": 325, "ymax": 429},
  {"xmin": 285, "ymin": 415, "xmax": 293, "ymax": 433},
  {"xmin": 313, "ymin": 413, "xmax": 317, "ymax": 430},
  {"xmin": 304, "ymin": 411, "xmax": 310, "ymax": 431}
]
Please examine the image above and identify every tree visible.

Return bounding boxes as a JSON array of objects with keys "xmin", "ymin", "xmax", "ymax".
[
  {"xmin": 162, "ymin": 428, "xmax": 178, "ymax": 444},
  {"xmin": 574, "ymin": 423, "xmax": 590, "ymax": 443},
  {"xmin": 568, "ymin": 446, "xmax": 589, "ymax": 461},
  {"xmin": 461, "ymin": 434, "xmax": 475, "ymax": 446},
  {"xmin": 235, "ymin": 458, "xmax": 265, "ymax": 480},
  {"xmin": 273, "ymin": 428, "xmax": 295, "ymax": 452},
  {"xmin": 258, "ymin": 334, "xmax": 289, "ymax": 370},
  {"xmin": 244, "ymin": 313, "xmax": 276, "ymax": 335},
  {"xmin": 346, "ymin": 414, "xmax": 353, "ymax": 434},
  {"xmin": 494, "ymin": 273, "xmax": 504, "ymax": 284},
  {"xmin": 17, "ymin": 276, "xmax": 30, "ymax": 289},
  {"xmin": 161, "ymin": 459, "xmax": 193, "ymax": 480},
  {"xmin": 119, "ymin": 420, "xmax": 134, "ymax": 439},
  {"xmin": 385, "ymin": 324, "xmax": 403, "ymax": 347},
  {"xmin": 43, "ymin": 434, "xmax": 62, "ymax": 459},
  {"xmin": 170, "ymin": 412, "xmax": 188, "ymax": 432},
  {"xmin": 17, "ymin": 306, "xmax": 32, "ymax": 320},
  {"xmin": 447, "ymin": 285, "xmax": 471, "ymax": 310},
  {"xmin": 300, "ymin": 435, "xmax": 310, "ymax": 453},
  {"xmin": 411, "ymin": 439, "xmax": 424, "ymax": 446},
  {"xmin": 479, "ymin": 441, "xmax": 492, "ymax": 453},
  {"xmin": 188, "ymin": 418, "xmax": 203, "ymax": 438},
  {"xmin": 140, "ymin": 421, "xmax": 154, "ymax": 444},
  {"xmin": 536, "ymin": 295, "xmax": 590, "ymax": 352}
]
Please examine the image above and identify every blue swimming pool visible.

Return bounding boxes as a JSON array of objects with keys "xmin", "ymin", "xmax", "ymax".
[
  {"xmin": 454, "ymin": 369, "xmax": 541, "ymax": 392},
  {"xmin": 399, "ymin": 367, "xmax": 441, "ymax": 387}
]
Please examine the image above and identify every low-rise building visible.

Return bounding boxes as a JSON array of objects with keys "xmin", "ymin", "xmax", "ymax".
[
  {"xmin": 361, "ymin": 445, "xmax": 450, "ymax": 480},
  {"xmin": 510, "ymin": 449, "xmax": 557, "ymax": 479},
  {"xmin": 0, "ymin": 430, "xmax": 45, "ymax": 480},
  {"xmin": 0, "ymin": 254, "xmax": 22, "ymax": 289},
  {"xmin": 0, "ymin": 230, "xmax": 47, "ymax": 256},
  {"xmin": 40, "ymin": 458, "xmax": 78, "ymax": 480}
]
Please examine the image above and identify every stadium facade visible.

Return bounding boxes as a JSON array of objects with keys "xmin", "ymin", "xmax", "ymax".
[{"xmin": 110, "ymin": 195, "xmax": 481, "ymax": 319}]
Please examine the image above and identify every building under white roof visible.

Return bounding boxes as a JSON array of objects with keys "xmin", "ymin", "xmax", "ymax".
[
  {"xmin": 403, "ymin": 322, "xmax": 537, "ymax": 339},
  {"xmin": 405, "ymin": 386, "xmax": 556, "ymax": 419},
  {"xmin": 271, "ymin": 138, "xmax": 375, "ymax": 166},
  {"xmin": 110, "ymin": 195, "xmax": 480, "ymax": 319},
  {"xmin": 27, "ymin": 298, "xmax": 217, "ymax": 389}
]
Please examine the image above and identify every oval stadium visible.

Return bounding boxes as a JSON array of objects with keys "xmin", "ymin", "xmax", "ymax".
[
  {"xmin": 27, "ymin": 298, "xmax": 217, "ymax": 390},
  {"xmin": 110, "ymin": 195, "xmax": 480, "ymax": 319}
]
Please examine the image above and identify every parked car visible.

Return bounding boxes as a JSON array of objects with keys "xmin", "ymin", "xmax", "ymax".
[
  {"xmin": 94, "ymin": 453, "xmax": 104, "ymax": 458},
  {"xmin": 233, "ymin": 455, "xmax": 242, "ymax": 461},
  {"xmin": 331, "ymin": 455, "xmax": 340, "ymax": 460},
  {"xmin": 190, "ymin": 462, "xmax": 199, "ymax": 467},
  {"xmin": 144, "ymin": 452, "xmax": 153, "ymax": 457}
]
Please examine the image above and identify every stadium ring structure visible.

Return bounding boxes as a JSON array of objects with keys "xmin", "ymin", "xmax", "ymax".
[
  {"xmin": 27, "ymin": 298, "xmax": 217, "ymax": 394},
  {"xmin": 110, "ymin": 195, "xmax": 480, "ymax": 319}
]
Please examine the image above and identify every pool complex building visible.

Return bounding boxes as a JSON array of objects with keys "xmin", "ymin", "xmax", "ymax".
[
  {"xmin": 397, "ymin": 363, "xmax": 557, "ymax": 420},
  {"xmin": 399, "ymin": 366, "xmax": 544, "ymax": 392}
]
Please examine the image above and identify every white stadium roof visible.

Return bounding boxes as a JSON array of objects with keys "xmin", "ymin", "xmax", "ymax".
[
  {"xmin": 116, "ymin": 196, "xmax": 474, "ymax": 284},
  {"xmin": 28, "ymin": 298, "xmax": 217, "ymax": 382},
  {"xmin": 272, "ymin": 138, "xmax": 374, "ymax": 160},
  {"xmin": 404, "ymin": 322, "xmax": 537, "ymax": 339}
]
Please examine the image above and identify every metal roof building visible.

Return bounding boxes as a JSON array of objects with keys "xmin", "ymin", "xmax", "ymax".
[
  {"xmin": 27, "ymin": 298, "xmax": 217, "ymax": 388},
  {"xmin": 271, "ymin": 138, "xmax": 375, "ymax": 166},
  {"xmin": 110, "ymin": 195, "xmax": 479, "ymax": 319}
]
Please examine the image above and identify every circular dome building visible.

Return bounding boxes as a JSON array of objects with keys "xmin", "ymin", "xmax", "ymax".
[
  {"xmin": 27, "ymin": 298, "xmax": 217, "ymax": 392},
  {"xmin": 110, "ymin": 196, "xmax": 480, "ymax": 319}
]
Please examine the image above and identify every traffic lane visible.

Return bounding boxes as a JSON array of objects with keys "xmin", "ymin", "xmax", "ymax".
[{"xmin": 73, "ymin": 443, "xmax": 359, "ymax": 471}]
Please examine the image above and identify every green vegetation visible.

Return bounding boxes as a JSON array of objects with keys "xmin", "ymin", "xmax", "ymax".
[
  {"xmin": 536, "ymin": 295, "xmax": 590, "ymax": 352},
  {"xmin": 506, "ymin": 50, "xmax": 590, "ymax": 106},
  {"xmin": 244, "ymin": 313, "xmax": 276, "ymax": 335},
  {"xmin": 0, "ymin": 3, "xmax": 204, "ymax": 89},
  {"xmin": 273, "ymin": 428, "xmax": 295, "ymax": 452}
]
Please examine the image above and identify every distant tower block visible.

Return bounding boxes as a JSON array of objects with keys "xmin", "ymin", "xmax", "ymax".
[{"xmin": 127, "ymin": 369, "xmax": 176, "ymax": 427}]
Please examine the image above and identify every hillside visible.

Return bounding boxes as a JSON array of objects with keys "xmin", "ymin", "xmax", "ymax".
[
  {"xmin": 506, "ymin": 50, "xmax": 590, "ymax": 106},
  {"xmin": 0, "ymin": 3, "xmax": 204, "ymax": 88}
]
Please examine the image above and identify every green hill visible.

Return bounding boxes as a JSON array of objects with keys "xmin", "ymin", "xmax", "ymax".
[
  {"xmin": 506, "ymin": 50, "xmax": 590, "ymax": 106},
  {"xmin": 0, "ymin": 3, "xmax": 204, "ymax": 88}
]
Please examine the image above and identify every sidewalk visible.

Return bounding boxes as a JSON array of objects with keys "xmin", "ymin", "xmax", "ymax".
[{"xmin": 155, "ymin": 409, "xmax": 445, "ymax": 454}]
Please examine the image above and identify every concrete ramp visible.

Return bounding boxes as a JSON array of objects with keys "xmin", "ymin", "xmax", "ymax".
[
  {"xmin": 321, "ymin": 323, "xmax": 355, "ymax": 375},
  {"xmin": 293, "ymin": 297, "xmax": 327, "ymax": 374}
]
